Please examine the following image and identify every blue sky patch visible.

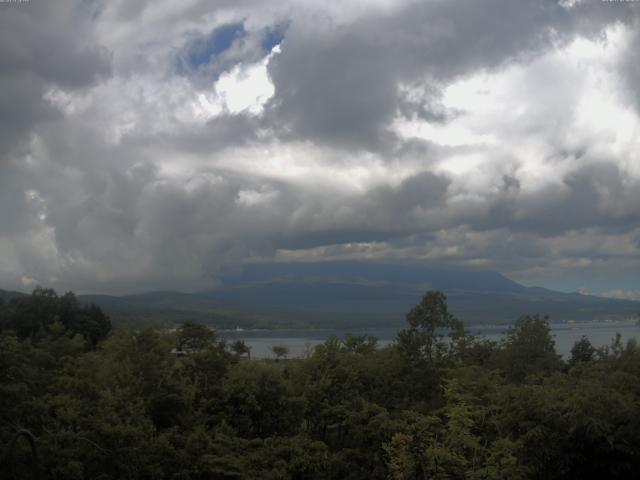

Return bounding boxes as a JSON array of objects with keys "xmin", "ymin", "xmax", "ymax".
[
  {"xmin": 188, "ymin": 22, "xmax": 245, "ymax": 69},
  {"xmin": 261, "ymin": 24, "xmax": 288, "ymax": 52}
]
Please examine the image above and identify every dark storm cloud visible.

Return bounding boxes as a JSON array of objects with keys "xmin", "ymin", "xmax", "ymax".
[
  {"xmin": 114, "ymin": 0, "xmax": 149, "ymax": 21},
  {"xmin": 0, "ymin": 73, "xmax": 59, "ymax": 157},
  {"xmin": 269, "ymin": 171, "xmax": 452, "ymax": 250},
  {"xmin": 19, "ymin": 162, "xmax": 291, "ymax": 292},
  {"xmin": 0, "ymin": 0, "xmax": 111, "ymax": 157},
  {"xmin": 171, "ymin": 115, "xmax": 263, "ymax": 154},
  {"xmin": 265, "ymin": 0, "xmax": 635, "ymax": 151},
  {"xmin": 472, "ymin": 162, "xmax": 640, "ymax": 235},
  {"xmin": 276, "ymin": 161, "xmax": 640, "ymax": 252},
  {"xmin": 1, "ymin": 0, "xmax": 640, "ymax": 293}
]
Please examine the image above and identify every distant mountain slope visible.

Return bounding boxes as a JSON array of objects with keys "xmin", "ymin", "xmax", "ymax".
[
  {"xmin": 203, "ymin": 261, "xmax": 640, "ymax": 326},
  {"xmin": 0, "ymin": 288, "xmax": 28, "ymax": 302},
  {"xmin": 4, "ymin": 262, "xmax": 638, "ymax": 328},
  {"xmin": 220, "ymin": 261, "xmax": 525, "ymax": 293},
  {"xmin": 77, "ymin": 291, "xmax": 305, "ymax": 329}
]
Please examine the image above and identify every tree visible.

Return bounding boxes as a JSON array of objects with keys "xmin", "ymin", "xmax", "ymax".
[
  {"xmin": 9, "ymin": 287, "xmax": 59, "ymax": 339},
  {"xmin": 176, "ymin": 321, "xmax": 216, "ymax": 351},
  {"xmin": 569, "ymin": 335, "xmax": 596, "ymax": 366},
  {"xmin": 270, "ymin": 344, "xmax": 289, "ymax": 361},
  {"xmin": 220, "ymin": 362, "xmax": 302, "ymax": 437},
  {"xmin": 0, "ymin": 288, "xmax": 110, "ymax": 348},
  {"xmin": 502, "ymin": 314, "xmax": 562, "ymax": 382},
  {"xmin": 230, "ymin": 339, "xmax": 251, "ymax": 359},
  {"xmin": 70, "ymin": 302, "xmax": 112, "ymax": 348},
  {"xmin": 396, "ymin": 291, "xmax": 464, "ymax": 362},
  {"xmin": 343, "ymin": 334, "xmax": 378, "ymax": 354}
]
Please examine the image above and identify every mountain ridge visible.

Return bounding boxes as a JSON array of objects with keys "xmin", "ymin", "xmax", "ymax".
[{"xmin": 2, "ymin": 262, "xmax": 638, "ymax": 328}]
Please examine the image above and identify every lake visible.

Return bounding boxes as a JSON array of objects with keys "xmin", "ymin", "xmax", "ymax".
[{"xmin": 220, "ymin": 320, "xmax": 640, "ymax": 359}]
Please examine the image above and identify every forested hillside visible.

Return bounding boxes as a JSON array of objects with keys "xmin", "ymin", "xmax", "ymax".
[{"xmin": 2, "ymin": 288, "xmax": 640, "ymax": 479}]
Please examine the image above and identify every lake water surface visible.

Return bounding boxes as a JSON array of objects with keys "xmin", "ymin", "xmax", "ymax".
[{"xmin": 220, "ymin": 321, "xmax": 640, "ymax": 359}]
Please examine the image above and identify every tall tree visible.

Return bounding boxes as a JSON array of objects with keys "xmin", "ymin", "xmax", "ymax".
[
  {"xmin": 270, "ymin": 344, "xmax": 289, "ymax": 361},
  {"xmin": 230, "ymin": 339, "xmax": 251, "ymax": 359},
  {"xmin": 177, "ymin": 321, "xmax": 216, "ymax": 351},
  {"xmin": 396, "ymin": 291, "xmax": 464, "ymax": 362},
  {"xmin": 502, "ymin": 314, "xmax": 562, "ymax": 382},
  {"xmin": 569, "ymin": 335, "xmax": 596, "ymax": 366}
]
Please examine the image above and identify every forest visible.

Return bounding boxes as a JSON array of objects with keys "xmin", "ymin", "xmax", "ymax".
[{"xmin": 2, "ymin": 288, "xmax": 640, "ymax": 479}]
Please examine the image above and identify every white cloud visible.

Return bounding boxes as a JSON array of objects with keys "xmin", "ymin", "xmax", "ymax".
[
  {"xmin": 215, "ymin": 48, "xmax": 277, "ymax": 115},
  {"xmin": 394, "ymin": 23, "xmax": 640, "ymax": 192},
  {"xmin": 602, "ymin": 290, "xmax": 640, "ymax": 301}
]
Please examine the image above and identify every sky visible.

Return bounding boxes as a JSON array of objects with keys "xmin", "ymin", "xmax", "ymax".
[{"xmin": 0, "ymin": 0, "xmax": 639, "ymax": 298}]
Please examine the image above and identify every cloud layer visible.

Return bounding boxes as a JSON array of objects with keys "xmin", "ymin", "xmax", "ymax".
[{"xmin": 1, "ymin": 0, "xmax": 639, "ymax": 294}]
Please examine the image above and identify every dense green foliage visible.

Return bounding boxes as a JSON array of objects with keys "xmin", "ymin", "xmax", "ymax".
[{"xmin": 2, "ymin": 289, "xmax": 640, "ymax": 479}]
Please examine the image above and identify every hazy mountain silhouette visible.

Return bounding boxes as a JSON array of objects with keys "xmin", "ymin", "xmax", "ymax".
[
  {"xmin": 199, "ymin": 261, "xmax": 638, "ymax": 326},
  {"xmin": 3, "ymin": 262, "xmax": 638, "ymax": 328},
  {"xmin": 0, "ymin": 289, "xmax": 28, "ymax": 302}
]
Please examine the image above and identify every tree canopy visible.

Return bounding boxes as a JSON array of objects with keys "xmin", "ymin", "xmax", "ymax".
[{"xmin": 2, "ymin": 288, "xmax": 640, "ymax": 479}]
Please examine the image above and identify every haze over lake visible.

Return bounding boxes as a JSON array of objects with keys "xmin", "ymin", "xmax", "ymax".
[{"xmin": 221, "ymin": 320, "xmax": 640, "ymax": 359}]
